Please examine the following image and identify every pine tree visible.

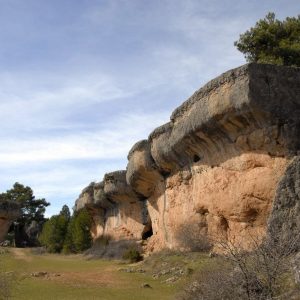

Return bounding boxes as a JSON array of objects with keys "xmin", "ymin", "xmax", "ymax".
[{"xmin": 235, "ymin": 13, "xmax": 300, "ymax": 66}]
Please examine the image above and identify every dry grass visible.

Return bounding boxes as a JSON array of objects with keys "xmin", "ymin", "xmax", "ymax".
[{"xmin": 2, "ymin": 247, "xmax": 180, "ymax": 300}]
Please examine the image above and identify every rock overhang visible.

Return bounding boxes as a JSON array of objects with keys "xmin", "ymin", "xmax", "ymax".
[
  {"xmin": 125, "ymin": 63, "xmax": 300, "ymax": 194},
  {"xmin": 74, "ymin": 63, "xmax": 300, "ymax": 249},
  {"xmin": 146, "ymin": 63, "xmax": 300, "ymax": 174},
  {"xmin": 75, "ymin": 170, "xmax": 142, "ymax": 213}
]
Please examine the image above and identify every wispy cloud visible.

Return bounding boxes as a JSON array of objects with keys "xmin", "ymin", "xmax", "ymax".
[
  {"xmin": 0, "ymin": 110, "xmax": 168, "ymax": 216},
  {"xmin": 0, "ymin": 111, "xmax": 169, "ymax": 164},
  {"xmin": 0, "ymin": 0, "xmax": 299, "ymax": 216},
  {"xmin": 0, "ymin": 71, "xmax": 136, "ymax": 130}
]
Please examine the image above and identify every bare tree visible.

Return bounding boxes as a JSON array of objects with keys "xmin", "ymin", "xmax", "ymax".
[
  {"xmin": 174, "ymin": 222, "xmax": 212, "ymax": 252},
  {"xmin": 178, "ymin": 229, "xmax": 300, "ymax": 300}
]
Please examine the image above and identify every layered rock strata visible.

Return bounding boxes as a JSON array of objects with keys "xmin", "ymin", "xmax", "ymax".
[
  {"xmin": 75, "ymin": 63, "xmax": 300, "ymax": 251},
  {"xmin": 0, "ymin": 201, "xmax": 20, "ymax": 242},
  {"xmin": 75, "ymin": 171, "xmax": 150, "ymax": 241}
]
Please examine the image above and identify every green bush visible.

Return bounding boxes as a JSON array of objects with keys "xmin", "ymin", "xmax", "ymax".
[
  {"xmin": 62, "ymin": 208, "xmax": 92, "ymax": 253},
  {"xmin": 122, "ymin": 247, "xmax": 143, "ymax": 263},
  {"xmin": 38, "ymin": 214, "xmax": 68, "ymax": 253},
  {"xmin": 235, "ymin": 12, "xmax": 300, "ymax": 67},
  {"xmin": 39, "ymin": 205, "xmax": 92, "ymax": 254}
]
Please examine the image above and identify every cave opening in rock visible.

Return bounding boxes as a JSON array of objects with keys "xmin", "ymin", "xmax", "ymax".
[
  {"xmin": 193, "ymin": 154, "xmax": 201, "ymax": 162},
  {"xmin": 142, "ymin": 223, "xmax": 153, "ymax": 240},
  {"xmin": 245, "ymin": 208, "xmax": 259, "ymax": 222},
  {"xmin": 220, "ymin": 216, "xmax": 229, "ymax": 232}
]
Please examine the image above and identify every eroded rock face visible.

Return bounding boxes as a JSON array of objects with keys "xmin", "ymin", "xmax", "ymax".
[
  {"xmin": 149, "ymin": 64, "xmax": 299, "ymax": 174},
  {"xmin": 75, "ymin": 171, "xmax": 149, "ymax": 241},
  {"xmin": 145, "ymin": 64, "xmax": 300, "ymax": 251},
  {"xmin": 268, "ymin": 156, "xmax": 300, "ymax": 249},
  {"xmin": 75, "ymin": 63, "xmax": 300, "ymax": 252},
  {"xmin": 127, "ymin": 140, "xmax": 163, "ymax": 197},
  {"xmin": 75, "ymin": 182, "xmax": 95, "ymax": 211},
  {"xmin": 147, "ymin": 153, "xmax": 288, "ymax": 251},
  {"xmin": 0, "ymin": 201, "xmax": 20, "ymax": 242}
]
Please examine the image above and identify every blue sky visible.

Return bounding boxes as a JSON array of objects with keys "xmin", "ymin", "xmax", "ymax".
[{"xmin": 0, "ymin": 0, "xmax": 298, "ymax": 216}]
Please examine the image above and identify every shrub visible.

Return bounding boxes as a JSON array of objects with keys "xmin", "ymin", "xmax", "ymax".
[
  {"xmin": 177, "ymin": 260, "xmax": 245, "ymax": 300},
  {"xmin": 177, "ymin": 231, "xmax": 300, "ymax": 300},
  {"xmin": 175, "ymin": 223, "xmax": 212, "ymax": 252},
  {"xmin": 85, "ymin": 239, "xmax": 142, "ymax": 260},
  {"xmin": 122, "ymin": 247, "xmax": 143, "ymax": 263}
]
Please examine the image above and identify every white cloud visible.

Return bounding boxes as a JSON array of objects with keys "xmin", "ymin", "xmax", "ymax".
[
  {"xmin": 0, "ymin": 71, "xmax": 136, "ymax": 130},
  {"xmin": 0, "ymin": 110, "xmax": 169, "ymax": 165},
  {"xmin": 0, "ymin": 110, "xmax": 169, "ymax": 216},
  {"xmin": 1, "ymin": 0, "xmax": 298, "ymax": 217}
]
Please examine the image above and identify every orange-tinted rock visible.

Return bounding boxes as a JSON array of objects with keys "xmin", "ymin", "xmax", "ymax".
[
  {"xmin": 127, "ymin": 140, "xmax": 163, "ymax": 197},
  {"xmin": 74, "ymin": 63, "xmax": 300, "ymax": 252},
  {"xmin": 147, "ymin": 153, "xmax": 288, "ymax": 251},
  {"xmin": 149, "ymin": 64, "xmax": 299, "ymax": 174},
  {"xmin": 75, "ymin": 171, "xmax": 150, "ymax": 242}
]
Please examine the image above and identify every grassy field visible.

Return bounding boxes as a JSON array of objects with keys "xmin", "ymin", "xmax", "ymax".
[{"xmin": 0, "ymin": 248, "xmax": 211, "ymax": 300}]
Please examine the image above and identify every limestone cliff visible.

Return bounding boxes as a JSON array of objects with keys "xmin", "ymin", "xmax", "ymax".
[
  {"xmin": 75, "ymin": 63, "xmax": 300, "ymax": 251},
  {"xmin": 0, "ymin": 200, "xmax": 20, "ymax": 242},
  {"xmin": 75, "ymin": 171, "xmax": 150, "ymax": 241},
  {"xmin": 268, "ymin": 156, "xmax": 300, "ymax": 249}
]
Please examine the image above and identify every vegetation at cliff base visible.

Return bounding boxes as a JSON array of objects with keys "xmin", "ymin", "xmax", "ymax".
[
  {"xmin": 122, "ymin": 247, "xmax": 143, "ymax": 263},
  {"xmin": 39, "ymin": 206, "xmax": 92, "ymax": 254},
  {"xmin": 38, "ymin": 212, "xmax": 69, "ymax": 253},
  {"xmin": 235, "ymin": 12, "xmax": 300, "ymax": 66}
]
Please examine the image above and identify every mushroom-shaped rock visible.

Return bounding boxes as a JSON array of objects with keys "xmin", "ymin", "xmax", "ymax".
[
  {"xmin": 127, "ymin": 140, "xmax": 163, "ymax": 197},
  {"xmin": 102, "ymin": 170, "xmax": 150, "ymax": 241},
  {"xmin": 104, "ymin": 170, "xmax": 141, "ymax": 203},
  {"xmin": 75, "ymin": 182, "xmax": 95, "ymax": 211},
  {"xmin": 72, "ymin": 63, "xmax": 300, "ymax": 252},
  {"xmin": 74, "ymin": 182, "xmax": 108, "ymax": 240},
  {"xmin": 0, "ymin": 200, "xmax": 21, "ymax": 242},
  {"xmin": 149, "ymin": 64, "xmax": 300, "ymax": 174},
  {"xmin": 93, "ymin": 182, "xmax": 115, "ymax": 209}
]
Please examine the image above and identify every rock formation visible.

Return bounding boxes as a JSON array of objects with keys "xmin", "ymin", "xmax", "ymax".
[
  {"xmin": 75, "ymin": 63, "xmax": 300, "ymax": 252},
  {"xmin": 75, "ymin": 171, "xmax": 150, "ymax": 241},
  {"xmin": 0, "ymin": 200, "xmax": 20, "ymax": 242},
  {"xmin": 268, "ymin": 156, "xmax": 300, "ymax": 248}
]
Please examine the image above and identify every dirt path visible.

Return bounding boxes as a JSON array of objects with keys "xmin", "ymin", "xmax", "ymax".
[{"xmin": 9, "ymin": 248, "xmax": 32, "ymax": 262}]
